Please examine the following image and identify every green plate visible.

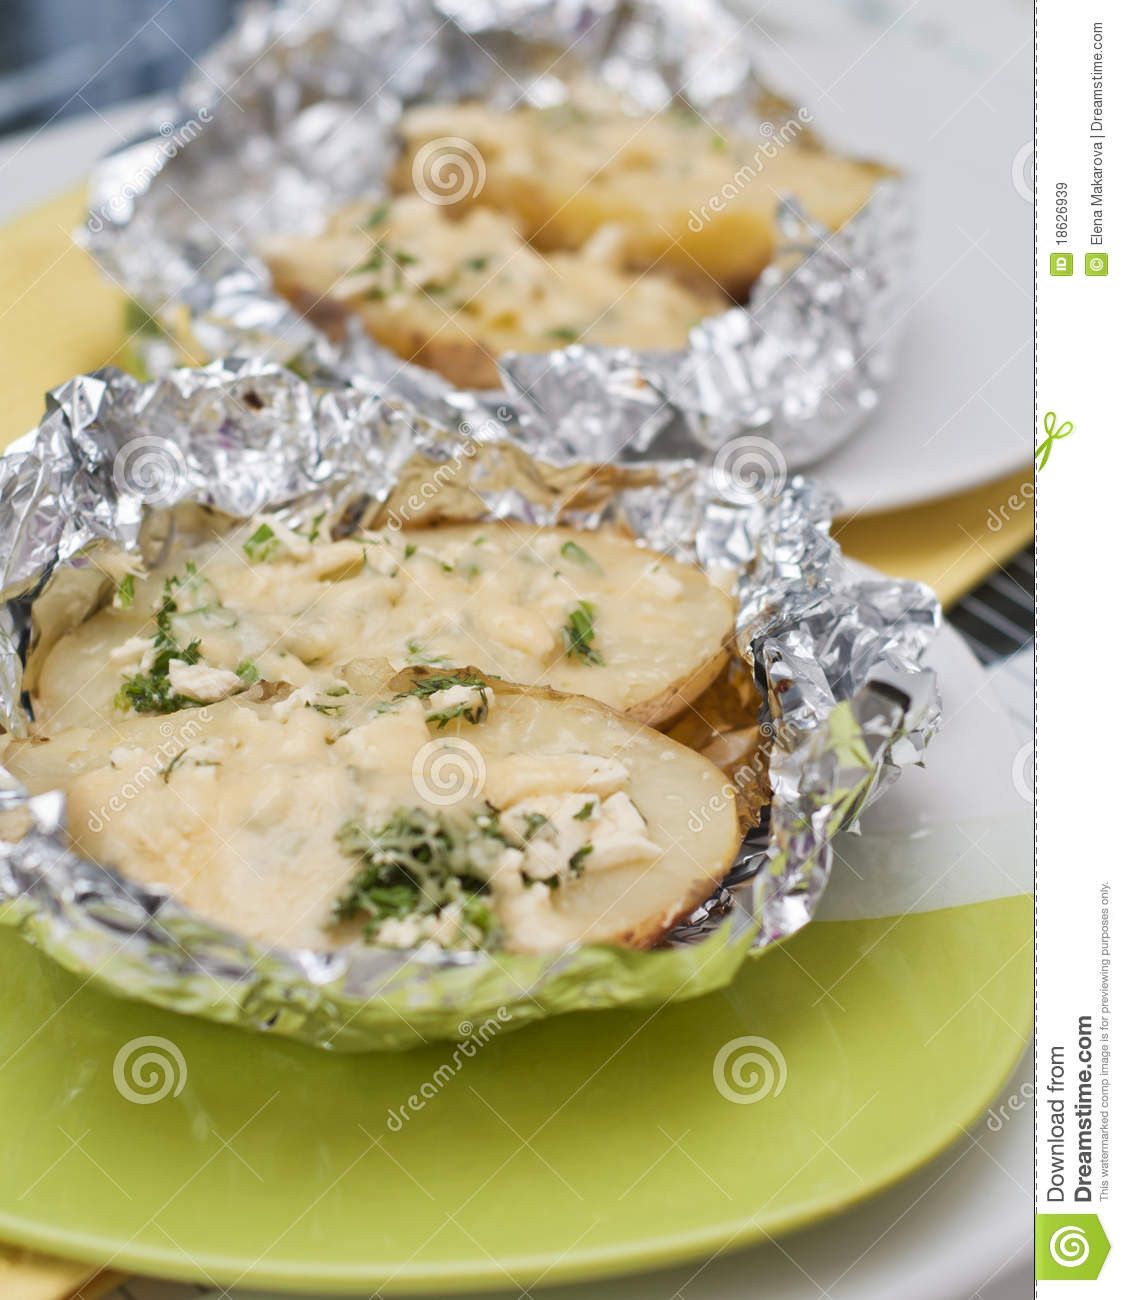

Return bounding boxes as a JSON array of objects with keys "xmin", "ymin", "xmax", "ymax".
[{"xmin": 0, "ymin": 895, "xmax": 1030, "ymax": 1294}]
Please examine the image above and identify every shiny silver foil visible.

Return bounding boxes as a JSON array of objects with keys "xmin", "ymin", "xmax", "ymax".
[
  {"xmin": 81, "ymin": 0, "xmax": 910, "ymax": 470},
  {"xmin": 0, "ymin": 361, "xmax": 938, "ymax": 1050}
]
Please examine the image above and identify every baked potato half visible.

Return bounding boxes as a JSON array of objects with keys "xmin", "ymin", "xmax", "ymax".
[
  {"xmin": 393, "ymin": 100, "xmax": 887, "ymax": 297},
  {"xmin": 31, "ymin": 519, "xmax": 735, "ymax": 732},
  {"xmin": 262, "ymin": 195, "xmax": 724, "ymax": 388},
  {"xmin": 3, "ymin": 670, "xmax": 740, "ymax": 954}
]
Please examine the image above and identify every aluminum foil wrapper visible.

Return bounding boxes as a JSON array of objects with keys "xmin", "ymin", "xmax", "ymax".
[
  {"xmin": 0, "ymin": 362, "xmax": 939, "ymax": 1051},
  {"xmin": 81, "ymin": 0, "xmax": 910, "ymax": 470}
]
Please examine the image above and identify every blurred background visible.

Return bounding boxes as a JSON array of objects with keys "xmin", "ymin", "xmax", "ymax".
[{"xmin": 0, "ymin": 0, "xmax": 238, "ymax": 135}]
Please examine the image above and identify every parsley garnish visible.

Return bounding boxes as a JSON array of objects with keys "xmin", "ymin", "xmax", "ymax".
[
  {"xmin": 559, "ymin": 539, "xmax": 603, "ymax": 574},
  {"xmin": 562, "ymin": 601, "xmax": 604, "ymax": 665},
  {"xmin": 545, "ymin": 326, "xmax": 581, "ymax": 343},
  {"xmin": 243, "ymin": 523, "xmax": 279, "ymax": 562},
  {"xmin": 462, "ymin": 254, "xmax": 490, "ymax": 272},
  {"xmin": 522, "ymin": 812, "xmax": 549, "ymax": 841},
  {"xmin": 405, "ymin": 639, "xmax": 451, "ymax": 666},
  {"xmin": 569, "ymin": 844, "xmax": 593, "ymax": 875},
  {"xmin": 115, "ymin": 581, "xmax": 204, "ymax": 714},
  {"xmin": 334, "ymin": 807, "xmax": 506, "ymax": 949},
  {"xmin": 158, "ymin": 749, "xmax": 188, "ymax": 783},
  {"xmin": 235, "ymin": 660, "xmax": 260, "ymax": 684},
  {"xmin": 304, "ymin": 510, "xmax": 327, "ymax": 543},
  {"xmin": 573, "ymin": 801, "xmax": 596, "ymax": 821},
  {"xmin": 114, "ymin": 573, "xmax": 135, "ymax": 609},
  {"xmin": 364, "ymin": 201, "xmax": 392, "ymax": 228},
  {"xmin": 400, "ymin": 671, "xmax": 490, "ymax": 728}
]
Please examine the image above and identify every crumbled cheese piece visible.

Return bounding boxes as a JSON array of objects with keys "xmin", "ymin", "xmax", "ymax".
[
  {"xmin": 479, "ymin": 604, "xmax": 556, "ymax": 660},
  {"xmin": 375, "ymin": 915, "xmax": 424, "ymax": 947},
  {"xmin": 425, "ymin": 684, "xmax": 494, "ymax": 713},
  {"xmin": 639, "ymin": 562, "xmax": 683, "ymax": 600},
  {"xmin": 308, "ymin": 540, "xmax": 366, "ymax": 580},
  {"xmin": 587, "ymin": 791, "xmax": 661, "ymax": 870},
  {"xmin": 494, "ymin": 878, "xmax": 570, "ymax": 951},
  {"xmin": 167, "ymin": 659, "xmax": 244, "ymax": 703},
  {"xmin": 270, "ymin": 683, "xmax": 319, "ymax": 720},
  {"xmin": 109, "ymin": 636, "xmax": 156, "ymax": 671}
]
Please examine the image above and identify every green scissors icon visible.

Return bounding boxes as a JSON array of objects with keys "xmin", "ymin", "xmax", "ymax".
[{"xmin": 1036, "ymin": 411, "xmax": 1073, "ymax": 471}]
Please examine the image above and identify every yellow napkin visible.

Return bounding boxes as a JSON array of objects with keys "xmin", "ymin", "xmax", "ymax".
[
  {"xmin": 0, "ymin": 182, "xmax": 1030, "ymax": 1300},
  {"xmin": 0, "ymin": 1245, "xmax": 122, "ymax": 1299},
  {"xmin": 834, "ymin": 470, "xmax": 1033, "ymax": 606}
]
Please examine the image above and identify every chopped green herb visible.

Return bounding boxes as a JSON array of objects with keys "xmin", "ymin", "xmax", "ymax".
[
  {"xmin": 522, "ymin": 812, "xmax": 549, "ymax": 841},
  {"xmin": 400, "ymin": 671, "xmax": 490, "ymax": 728},
  {"xmin": 401, "ymin": 671, "xmax": 489, "ymax": 699},
  {"xmin": 569, "ymin": 844, "xmax": 593, "ymax": 875},
  {"xmin": 545, "ymin": 325, "xmax": 581, "ymax": 343},
  {"xmin": 324, "ymin": 684, "xmax": 350, "ymax": 697},
  {"xmin": 243, "ymin": 523, "xmax": 279, "ymax": 563},
  {"xmin": 364, "ymin": 201, "xmax": 392, "ymax": 228},
  {"xmin": 115, "ymin": 581, "xmax": 206, "ymax": 714},
  {"xmin": 304, "ymin": 510, "xmax": 327, "ymax": 543},
  {"xmin": 114, "ymin": 573, "xmax": 135, "ymax": 609},
  {"xmin": 559, "ymin": 539, "xmax": 603, "ymax": 574},
  {"xmin": 158, "ymin": 749, "xmax": 188, "ymax": 783},
  {"xmin": 404, "ymin": 543, "xmax": 418, "ymax": 559},
  {"xmin": 334, "ymin": 807, "xmax": 506, "ymax": 949},
  {"xmin": 573, "ymin": 801, "xmax": 596, "ymax": 821},
  {"xmin": 235, "ymin": 659, "xmax": 260, "ymax": 684},
  {"xmin": 405, "ymin": 639, "xmax": 451, "ymax": 666},
  {"xmin": 462, "ymin": 254, "xmax": 490, "ymax": 272},
  {"xmin": 562, "ymin": 601, "xmax": 604, "ymax": 665}
]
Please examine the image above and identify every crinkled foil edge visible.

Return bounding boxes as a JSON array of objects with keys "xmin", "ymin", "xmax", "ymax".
[
  {"xmin": 0, "ymin": 361, "xmax": 939, "ymax": 1050},
  {"xmin": 81, "ymin": 0, "xmax": 912, "ymax": 470}
]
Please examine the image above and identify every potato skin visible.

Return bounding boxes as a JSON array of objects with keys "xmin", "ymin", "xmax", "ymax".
[
  {"xmin": 622, "ymin": 644, "xmax": 732, "ymax": 729},
  {"xmin": 420, "ymin": 671, "xmax": 743, "ymax": 951}
]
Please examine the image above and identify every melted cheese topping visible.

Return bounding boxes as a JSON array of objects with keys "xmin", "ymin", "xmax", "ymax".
[
  {"xmin": 393, "ymin": 100, "xmax": 885, "ymax": 292},
  {"xmin": 2, "ymin": 683, "xmax": 737, "ymax": 954},
  {"xmin": 263, "ymin": 195, "xmax": 724, "ymax": 388},
  {"xmin": 6, "ymin": 521, "xmax": 742, "ymax": 953},
  {"xmin": 32, "ymin": 521, "xmax": 732, "ymax": 733}
]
